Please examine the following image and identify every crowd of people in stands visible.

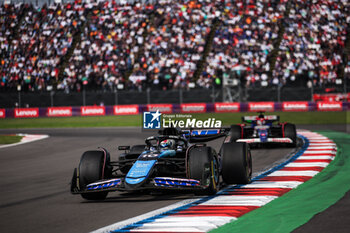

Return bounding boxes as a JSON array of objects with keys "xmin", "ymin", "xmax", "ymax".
[
  {"xmin": 131, "ymin": 0, "xmax": 222, "ymax": 90},
  {"xmin": 0, "ymin": 2, "xmax": 25, "ymax": 44},
  {"xmin": 0, "ymin": 0, "xmax": 349, "ymax": 93},
  {"xmin": 273, "ymin": 0, "xmax": 349, "ymax": 87},
  {"xmin": 0, "ymin": 3, "xmax": 29, "ymax": 89},
  {"xmin": 205, "ymin": 0, "xmax": 286, "ymax": 88},
  {"xmin": 65, "ymin": 0, "xmax": 153, "ymax": 92},
  {"xmin": 1, "ymin": 0, "xmax": 88, "ymax": 92}
]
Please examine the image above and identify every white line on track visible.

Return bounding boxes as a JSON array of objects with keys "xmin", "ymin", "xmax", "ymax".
[
  {"xmin": 91, "ymin": 198, "xmax": 201, "ymax": 233},
  {"xmin": 0, "ymin": 134, "xmax": 49, "ymax": 149}
]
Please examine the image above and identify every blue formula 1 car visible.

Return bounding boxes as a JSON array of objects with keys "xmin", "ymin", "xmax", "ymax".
[
  {"xmin": 228, "ymin": 112, "xmax": 297, "ymax": 147},
  {"xmin": 71, "ymin": 128, "xmax": 252, "ymax": 200}
]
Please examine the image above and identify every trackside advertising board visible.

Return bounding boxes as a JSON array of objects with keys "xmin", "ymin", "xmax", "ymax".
[
  {"xmin": 214, "ymin": 102, "xmax": 240, "ymax": 112},
  {"xmin": 81, "ymin": 106, "xmax": 105, "ymax": 116},
  {"xmin": 317, "ymin": 101, "xmax": 343, "ymax": 111},
  {"xmin": 248, "ymin": 102, "xmax": 274, "ymax": 112},
  {"xmin": 14, "ymin": 108, "xmax": 39, "ymax": 118},
  {"xmin": 147, "ymin": 104, "xmax": 172, "ymax": 114},
  {"xmin": 180, "ymin": 103, "xmax": 206, "ymax": 113},
  {"xmin": 114, "ymin": 105, "xmax": 139, "ymax": 115},
  {"xmin": 282, "ymin": 101, "xmax": 308, "ymax": 112},
  {"xmin": 2, "ymin": 101, "xmax": 348, "ymax": 118},
  {"xmin": 47, "ymin": 107, "xmax": 72, "ymax": 117}
]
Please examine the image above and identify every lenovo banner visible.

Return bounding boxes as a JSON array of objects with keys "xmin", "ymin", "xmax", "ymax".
[
  {"xmin": 181, "ymin": 103, "xmax": 206, "ymax": 113},
  {"xmin": 0, "ymin": 109, "xmax": 5, "ymax": 118},
  {"xmin": 282, "ymin": 102, "xmax": 308, "ymax": 112},
  {"xmin": 147, "ymin": 104, "xmax": 173, "ymax": 114},
  {"xmin": 214, "ymin": 103, "xmax": 240, "ymax": 113},
  {"xmin": 114, "ymin": 105, "xmax": 139, "ymax": 115},
  {"xmin": 47, "ymin": 107, "xmax": 72, "ymax": 117},
  {"xmin": 14, "ymin": 108, "xmax": 39, "ymax": 118},
  {"xmin": 81, "ymin": 106, "xmax": 105, "ymax": 116},
  {"xmin": 248, "ymin": 102, "xmax": 274, "ymax": 112},
  {"xmin": 317, "ymin": 102, "xmax": 342, "ymax": 111}
]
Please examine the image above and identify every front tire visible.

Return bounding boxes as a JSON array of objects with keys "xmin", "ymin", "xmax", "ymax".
[
  {"xmin": 78, "ymin": 150, "xmax": 111, "ymax": 200},
  {"xmin": 221, "ymin": 142, "xmax": 252, "ymax": 184},
  {"xmin": 188, "ymin": 146, "xmax": 219, "ymax": 195}
]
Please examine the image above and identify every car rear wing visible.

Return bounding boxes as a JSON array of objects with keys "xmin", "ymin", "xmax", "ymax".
[{"xmin": 242, "ymin": 115, "xmax": 279, "ymax": 123}]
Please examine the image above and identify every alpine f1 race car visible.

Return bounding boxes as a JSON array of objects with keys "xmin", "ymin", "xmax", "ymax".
[
  {"xmin": 71, "ymin": 128, "xmax": 252, "ymax": 200},
  {"xmin": 228, "ymin": 112, "xmax": 297, "ymax": 147}
]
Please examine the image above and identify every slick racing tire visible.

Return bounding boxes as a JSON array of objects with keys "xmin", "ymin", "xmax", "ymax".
[
  {"xmin": 188, "ymin": 146, "xmax": 219, "ymax": 195},
  {"xmin": 283, "ymin": 123, "xmax": 297, "ymax": 147},
  {"xmin": 221, "ymin": 142, "xmax": 252, "ymax": 184},
  {"xmin": 229, "ymin": 125, "xmax": 243, "ymax": 142},
  {"xmin": 78, "ymin": 150, "xmax": 112, "ymax": 200}
]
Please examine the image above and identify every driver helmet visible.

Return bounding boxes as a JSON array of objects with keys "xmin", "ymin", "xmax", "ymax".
[
  {"xmin": 257, "ymin": 118, "xmax": 265, "ymax": 125},
  {"xmin": 160, "ymin": 139, "xmax": 175, "ymax": 149}
]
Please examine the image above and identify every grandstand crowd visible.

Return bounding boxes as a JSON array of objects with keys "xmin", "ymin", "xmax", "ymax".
[{"xmin": 0, "ymin": 0, "xmax": 349, "ymax": 92}]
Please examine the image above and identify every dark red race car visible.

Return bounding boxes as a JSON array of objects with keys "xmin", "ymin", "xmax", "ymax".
[{"xmin": 227, "ymin": 112, "xmax": 297, "ymax": 147}]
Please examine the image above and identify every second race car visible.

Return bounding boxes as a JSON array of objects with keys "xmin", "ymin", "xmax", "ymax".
[{"xmin": 228, "ymin": 112, "xmax": 297, "ymax": 147}]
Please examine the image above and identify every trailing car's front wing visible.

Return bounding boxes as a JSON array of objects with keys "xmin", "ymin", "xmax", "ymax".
[{"xmin": 236, "ymin": 137, "xmax": 293, "ymax": 144}]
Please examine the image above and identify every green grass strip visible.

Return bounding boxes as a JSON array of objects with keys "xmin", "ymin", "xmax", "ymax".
[
  {"xmin": 210, "ymin": 131, "xmax": 350, "ymax": 233},
  {"xmin": 0, "ymin": 115, "xmax": 142, "ymax": 129},
  {"xmin": 0, "ymin": 111, "xmax": 348, "ymax": 129},
  {"xmin": 0, "ymin": 135, "xmax": 23, "ymax": 144}
]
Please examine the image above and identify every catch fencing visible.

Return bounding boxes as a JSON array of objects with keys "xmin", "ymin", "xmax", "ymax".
[{"xmin": 2, "ymin": 87, "xmax": 349, "ymax": 109}]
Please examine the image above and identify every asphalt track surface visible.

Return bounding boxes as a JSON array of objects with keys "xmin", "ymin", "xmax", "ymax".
[{"xmin": 0, "ymin": 125, "xmax": 347, "ymax": 233}]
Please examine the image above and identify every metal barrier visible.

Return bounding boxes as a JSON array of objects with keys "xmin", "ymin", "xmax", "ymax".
[{"xmin": 2, "ymin": 87, "xmax": 349, "ymax": 109}]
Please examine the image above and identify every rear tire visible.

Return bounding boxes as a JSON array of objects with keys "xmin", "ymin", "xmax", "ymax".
[
  {"xmin": 229, "ymin": 125, "xmax": 243, "ymax": 142},
  {"xmin": 284, "ymin": 123, "xmax": 296, "ymax": 147},
  {"xmin": 221, "ymin": 142, "xmax": 252, "ymax": 184},
  {"xmin": 188, "ymin": 146, "xmax": 219, "ymax": 195},
  {"xmin": 78, "ymin": 150, "xmax": 111, "ymax": 200},
  {"xmin": 129, "ymin": 145, "xmax": 146, "ymax": 155}
]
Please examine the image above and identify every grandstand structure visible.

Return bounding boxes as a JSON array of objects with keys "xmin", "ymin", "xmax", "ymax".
[{"xmin": 0, "ymin": 0, "xmax": 349, "ymax": 106}]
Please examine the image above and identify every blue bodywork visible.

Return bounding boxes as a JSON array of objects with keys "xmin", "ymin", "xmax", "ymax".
[
  {"xmin": 125, "ymin": 150, "xmax": 177, "ymax": 186},
  {"xmin": 258, "ymin": 129, "xmax": 268, "ymax": 142},
  {"xmin": 125, "ymin": 160, "xmax": 156, "ymax": 185},
  {"xmin": 154, "ymin": 177, "xmax": 200, "ymax": 187},
  {"xmin": 182, "ymin": 129, "xmax": 220, "ymax": 138},
  {"xmin": 72, "ymin": 130, "xmax": 228, "ymax": 196}
]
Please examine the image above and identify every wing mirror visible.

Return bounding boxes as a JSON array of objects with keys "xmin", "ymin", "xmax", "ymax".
[{"xmin": 118, "ymin": 146, "xmax": 130, "ymax": 150}]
